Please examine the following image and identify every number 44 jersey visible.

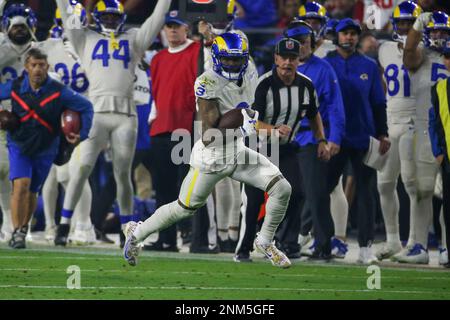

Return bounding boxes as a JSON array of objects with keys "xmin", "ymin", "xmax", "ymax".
[{"xmin": 378, "ymin": 41, "xmax": 415, "ymax": 122}]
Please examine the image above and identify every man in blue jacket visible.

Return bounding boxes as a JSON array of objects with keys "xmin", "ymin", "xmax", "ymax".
[
  {"xmin": 324, "ymin": 19, "xmax": 390, "ymax": 264},
  {"xmin": 285, "ymin": 20, "xmax": 346, "ymax": 259},
  {"xmin": 0, "ymin": 48, "xmax": 93, "ymax": 249}
]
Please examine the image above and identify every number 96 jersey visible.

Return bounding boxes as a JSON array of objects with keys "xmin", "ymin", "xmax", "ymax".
[
  {"xmin": 378, "ymin": 41, "xmax": 415, "ymax": 122},
  {"xmin": 35, "ymin": 38, "xmax": 90, "ymax": 97}
]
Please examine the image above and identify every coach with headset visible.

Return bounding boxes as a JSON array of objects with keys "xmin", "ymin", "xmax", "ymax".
[
  {"xmin": 284, "ymin": 20, "xmax": 346, "ymax": 260},
  {"xmin": 323, "ymin": 18, "xmax": 390, "ymax": 264}
]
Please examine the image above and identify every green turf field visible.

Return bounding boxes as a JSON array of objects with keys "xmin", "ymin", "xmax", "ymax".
[{"xmin": 0, "ymin": 246, "xmax": 449, "ymax": 300}]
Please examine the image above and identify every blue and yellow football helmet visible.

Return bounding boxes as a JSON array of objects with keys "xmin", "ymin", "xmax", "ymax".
[
  {"xmin": 211, "ymin": 32, "xmax": 249, "ymax": 81},
  {"xmin": 1, "ymin": 3, "xmax": 36, "ymax": 33},
  {"xmin": 424, "ymin": 11, "xmax": 450, "ymax": 53},
  {"xmin": 391, "ymin": 1, "xmax": 421, "ymax": 43},
  {"xmin": 298, "ymin": 1, "xmax": 328, "ymax": 38},
  {"xmin": 93, "ymin": 0, "xmax": 126, "ymax": 35}
]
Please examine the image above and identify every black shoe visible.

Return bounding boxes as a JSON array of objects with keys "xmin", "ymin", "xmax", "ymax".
[
  {"xmin": 95, "ymin": 228, "xmax": 115, "ymax": 244},
  {"xmin": 119, "ymin": 232, "xmax": 126, "ymax": 249},
  {"xmin": 54, "ymin": 224, "xmax": 70, "ymax": 246},
  {"xmin": 143, "ymin": 242, "xmax": 179, "ymax": 252},
  {"xmin": 9, "ymin": 229, "xmax": 26, "ymax": 249},
  {"xmin": 282, "ymin": 246, "xmax": 302, "ymax": 259},
  {"xmin": 181, "ymin": 230, "xmax": 192, "ymax": 245},
  {"xmin": 233, "ymin": 251, "xmax": 252, "ymax": 263},
  {"xmin": 444, "ymin": 262, "xmax": 450, "ymax": 269},
  {"xmin": 190, "ymin": 245, "xmax": 219, "ymax": 254},
  {"xmin": 309, "ymin": 249, "xmax": 332, "ymax": 262}
]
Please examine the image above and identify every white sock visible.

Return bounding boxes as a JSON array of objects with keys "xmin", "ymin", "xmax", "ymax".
[
  {"xmin": 228, "ymin": 227, "xmax": 239, "ymax": 241},
  {"xmin": 378, "ymin": 181, "xmax": 400, "ymax": 244},
  {"xmin": 42, "ymin": 167, "xmax": 58, "ymax": 229},
  {"xmin": 330, "ymin": 178, "xmax": 348, "ymax": 238},
  {"xmin": 134, "ymin": 201, "xmax": 193, "ymax": 242},
  {"xmin": 258, "ymin": 179, "xmax": 290, "ymax": 244},
  {"xmin": 414, "ymin": 195, "xmax": 433, "ymax": 248}
]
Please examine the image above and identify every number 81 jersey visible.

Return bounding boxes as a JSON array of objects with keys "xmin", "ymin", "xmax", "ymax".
[{"xmin": 378, "ymin": 41, "xmax": 415, "ymax": 122}]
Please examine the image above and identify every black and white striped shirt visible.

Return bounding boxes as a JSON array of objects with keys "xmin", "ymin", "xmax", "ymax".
[{"xmin": 253, "ymin": 69, "xmax": 319, "ymax": 144}]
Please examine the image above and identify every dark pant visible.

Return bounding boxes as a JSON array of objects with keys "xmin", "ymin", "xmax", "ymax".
[
  {"xmin": 297, "ymin": 144, "xmax": 334, "ymax": 254},
  {"xmin": 442, "ymin": 162, "xmax": 450, "ymax": 255},
  {"xmin": 150, "ymin": 134, "xmax": 190, "ymax": 246},
  {"xmin": 90, "ymin": 149, "xmax": 155, "ymax": 231},
  {"xmin": 237, "ymin": 145, "xmax": 304, "ymax": 255},
  {"xmin": 327, "ymin": 147, "xmax": 376, "ymax": 247}
]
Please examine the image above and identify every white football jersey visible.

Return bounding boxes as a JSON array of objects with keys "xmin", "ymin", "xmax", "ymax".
[
  {"xmin": 35, "ymin": 38, "xmax": 90, "ymax": 96},
  {"xmin": 55, "ymin": 0, "xmax": 169, "ymax": 113},
  {"xmin": 191, "ymin": 63, "xmax": 259, "ymax": 170},
  {"xmin": 378, "ymin": 41, "xmax": 416, "ymax": 120},
  {"xmin": 0, "ymin": 38, "xmax": 30, "ymax": 82},
  {"xmin": 314, "ymin": 39, "xmax": 335, "ymax": 59},
  {"xmin": 194, "ymin": 62, "xmax": 259, "ymax": 115},
  {"xmin": 410, "ymin": 48, "xmax": 450, "ymax": 121}
]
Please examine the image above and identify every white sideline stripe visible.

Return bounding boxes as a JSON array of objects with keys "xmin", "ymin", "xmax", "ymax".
[
  {"xmin": 0, "ymin": 284, "xmax": 448, "ymax": 295},
  {"xmin": 0, "ymin": 267, "xmax": 449, "ymax": 281}
]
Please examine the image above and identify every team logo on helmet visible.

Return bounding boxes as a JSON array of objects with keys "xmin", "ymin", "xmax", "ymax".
[{"xmin": 286, "ymin": 40, "xmax": 295, "ymax": 50}]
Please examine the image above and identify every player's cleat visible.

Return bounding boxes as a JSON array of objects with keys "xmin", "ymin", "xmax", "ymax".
[
  {"xmin": 298, "ymin": 232, "xmax": 312, "ymax": 248},
  {"xmin": 375, "ymin": 241, "xmax": 402, "ymax": 261},
  {"xmin": 69, "ymin": 224, "xmax": 96, "ymax": 246},
  {"xmin": 44, "ymin": 225, "xmax": 57, "ymax": 242},
  {"xmin": 9, "ymin": 228, "xmax": 26, "ymax": 249},
  {"xmin": 439, "ymin": 248, "xmax": 448, "ymax": 265},
  {"xmin": 357, "ymin": 246, "xmax": 378, "ymax": 265},
  {"xmin": 25, "ymin": 226, "xmax": 32, "ymax": 242},
  {"xmin": 233, "ymin": 251, "xmax": 253, "ymax": 263},
  {"xmin": 54, "ymin": 224, "xmax": 70, "ymax": 246},
  {"xmin": 390, "ymin": 243, "xmax": 412, "ymax": 262},
  {"xmin": 123, "ymin": 221, "xmax": 142, "ymax": 266},
  {"xmin": 300, "ymin": 239, "xmax": 316, "ymax": 257},
  {"xmin": 396, "ymin": 243, "xmax": 429, "ymax": 264},
  {"xmin": 119, "ymin": 232, "xmax": 126, "ymax": 249},
  {"xmin": 0, "ymin": 230, "xmax": 13, "ymax": 243},
  {"xmin": 331, "ymin": 237, "xmax": 348, "ymax": 259},
  {"xmin": 254, "ymin": 233, "xmax": 291, "ymax": 268}
]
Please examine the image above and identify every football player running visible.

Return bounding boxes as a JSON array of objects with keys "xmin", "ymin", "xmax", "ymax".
[
  {"xmin": 400, "ymin": 10, "xmax": 450, "ymax": 264},
  {"xmin": 123, "ymin": 33, "xmax": 294, "ymax": 268},
  {"xmin": 376, "ymin": 1, "xmax": 421, "ymax": 261},
  {"xmin": 54, "ymin": 0, "xmax": 171, "ymax": 246}
]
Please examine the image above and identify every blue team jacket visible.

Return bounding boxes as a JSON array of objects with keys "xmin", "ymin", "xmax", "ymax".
[
  {"xmin": 325, "ymin": 50, "xmax": 387, "ymax": 150},
  {"xmin": 295, "ymin": 54, "xmax": 345, "ymax": 146},
  {"xmin": 0, "ymin": 74, "xmax": 93, "ymax": 156}
]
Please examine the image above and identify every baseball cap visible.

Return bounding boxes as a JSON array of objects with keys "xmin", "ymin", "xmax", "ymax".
[
  {"xmin": 165, "ymin": 10, "xmax": 187, "ymax": 26},
  {"xmin": 335, "ymin": 18, "xmax": 362, "ymax": 34},
  {"xmin": 275, "ymin": 38, "xmax": 300, "ymax": 56}
]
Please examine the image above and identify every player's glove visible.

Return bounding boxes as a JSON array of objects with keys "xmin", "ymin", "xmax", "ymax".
[
  {"xmin": 239, "ymin": 108, "xmax": 259, "ymax": 137},
  {"xmin": 413, "ymin": 12, "xmax": 433, "ymax": 32}
]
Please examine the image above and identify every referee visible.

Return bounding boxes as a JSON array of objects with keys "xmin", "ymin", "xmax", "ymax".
[{"xmin": 234, "ymin": 38, "xmax": 330, "ymax": 262}]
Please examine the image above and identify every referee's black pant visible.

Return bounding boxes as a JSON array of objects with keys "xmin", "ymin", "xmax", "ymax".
[
  {"xmin": 237, "ymin": 144, "xmax": 304, "ymax": 256},
  {"xmin": 327, "ymin": 146, "xmax": 376, "ymax": 247},
  {"xmin": 297, "ymin": 144, "xmax": 334, "ymax": 255}
]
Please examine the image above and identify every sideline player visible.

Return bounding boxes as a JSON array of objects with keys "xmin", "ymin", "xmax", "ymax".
[
  {"xmin": 54, "ymin": 0, "xmax": 171, "ymax": 246},
  {"xmin": 376, "ymin": 0, "xmax": 421, "ymax": 261},
  {"xmin": 400, "ymin": 10, "xmax": 450, "ymax": 263}
]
